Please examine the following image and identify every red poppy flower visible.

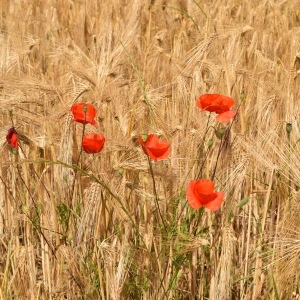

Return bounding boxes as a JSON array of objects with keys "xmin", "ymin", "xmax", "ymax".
[
  {"xmin": 6, "ymin": 127, "xmax": 18, "ymax": 149},
  {"xmin": 138, "ymin": 134, "xmax": 170, "ymax": 161},
  {"xmin": 82, "ymin": 133, "xmax": 105, "ymax": 154},
  {"xmin": 187, "ymin": 179, "xmax": 224, "ymax": 211},
  {"xmin": 70, "ymin": 103, "xmax": 98, "ymax": 128},
  {"xmin": 196, "ymin": 94, "xmax": 236, "ymax": 122}
]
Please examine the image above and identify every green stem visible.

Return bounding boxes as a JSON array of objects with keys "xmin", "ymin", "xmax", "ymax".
[
  {"xmin": 286, "ymin": 123, "xmax": 292, "ymax": 197},
  {"xmin": 8, "ymin": 109, "xmax": 15, "ymax": 127},
  {"xmin": 153, "ymin": 5, "xmax": 200, "ymax": 33},
  {"xmin": 183, "ymin": 114, "xmax": 212, "ymax": 187},
  {"xmin": 118, "ymin": 37, "xmax": 157, "ymax": 129},
  {"xmin": 27, "ymin": 159, "xmax": 136, "ymax": 227},
  {"xmin": 192, "ymin": 1, "xmax": 208, "ymax": 19},
  {"xmin": 211, "ymin": 134, "xmax": 224, "ymax": 181},
  {"xmin": 76, "ymin": 112, "xmax": 87, "ymax": 167},
  {"xmin": 147, "ymin": 156, "xmax": 166, "ymax": 230}
]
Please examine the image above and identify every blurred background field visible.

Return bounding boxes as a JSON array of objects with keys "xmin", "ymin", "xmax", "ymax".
[{"xmin": 0, "ymin": 0, "xmax": 300, "ymax": 299}]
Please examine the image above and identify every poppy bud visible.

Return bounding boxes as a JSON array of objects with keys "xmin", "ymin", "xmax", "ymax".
[
  {"xmin": 240, "ymin": 91, "xmax": 246, "ymax": 101},
  {"xmin": 228, "ymin": 210, "xmax": 234, "ymax": 221},
  {"xmin": 286, "ymin": 123, "xmax": 292, "ymax": 134},
  {"xmin": 118, "ymin": 168, "xmax": 124, "ymax": 175},
  {"xmin": 207, "ymin": 139, "xmax": 214, "ymax": 148},
  {"xmin": 215, "ymin": 128, "xmax": 225, "ymax": 139},
  {"xmin": 142, "ymin": 176, "xmax": 149, "ymax": 184},
  {"xmin": 140, "ymin": 134, "xmax": 147, "ymax": 142},
  {"xmin": 22, "ymin": 205, "xmax": 29, "ymax": 213}
]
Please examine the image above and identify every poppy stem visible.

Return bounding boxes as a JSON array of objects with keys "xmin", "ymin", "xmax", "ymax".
[
  {"xmin": 192, "ymin": 207, "xmax": 205, "ymax": 236},
  {"xmin": 147, "ymin": 156, "xmax": 167, "ymax": 230},
  {"xmin": 70, "ymin": 110, "xmax": 87, "ymax": 233},
  {"xmin": 70, "ymin": 117, "xmax": 86, "ymax": 200},
  {"xmin": 211, "ymin": 134, "xmax": 224, "ymax": 181},
  {"xmin": 286, "ymin": 123, "xmax": 292, "ymax": 197},
  {"xmin": 12, "ymin": 155, "xmax": 58, "ymax": 261},
  {"xmin": 181, "ymin": 114, "xmax": 212, "ymax": 190},
  {"xmin": 8, "ymin": 109, "xmax": 15, "ymax": 127},
  {"xmin": 3, "ymin": 161, "xmax": 84, "ymax": 291},
  {"xmin": 196, "ymin": 142, "xmax": 212, "ymax": 180},
  {"xmin": 211, "ymin": 115, "xmax": 235, "ymax": 180},
  {"xmin": 195, "ymin": 114, "xmax": 212, "ymax": 179},
  {"xmin": 76, "ymin": 123, "xmax": 86, "ymax": 166},
  {"xmin": 76, "ymin": 110, "xmax": 87, "ymax": 167},
  {"xmin": 118, "ymin": 37, "xmax": 157, "ymax": 129}
]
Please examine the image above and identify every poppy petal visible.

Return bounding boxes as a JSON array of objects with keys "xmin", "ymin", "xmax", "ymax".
[
  {"xmin": 82, "ymin": 133, "xmax": 105, "ymax": 153},
  {"xmin": 6, "ymin": 127, "xmax": 18, "ymax": 149},
  {"xmin": 203, "ymin": 192, "xmax": 224, "ymax": 211},
  {"xmin": 139, "ymin": 134, "xmax": 170, "ymax": 161},
  {"xmin": 147, "ymin": 142, "xmax": 170, "ymax": 161},
  {"xmin": 91, "ymin": 119, "xmax": 98, "ymax": 128},
  {"xmin": 187, "ymin": 180, "xmax": 203, "ymax": 209},
  {"xmin": 144, "ymin": 134, "xmax": 159, "ymax": 148},
  {"xmin": 216, "ymin": 110, "xmax": 236, "ymax": 122},
  {"xmin": 197, "ymin": 94, "xmax": 235, "ymax": 114},
  {"xmin": 71, "ymin": 103, "xmax": 98, "ymax": 128},
  {"xmin": 196, "ymin": 193, "xmax": 218, "ymax": 204},
  {"xmin": 197, "ymin": 94, "xmax": 221, "ymax": 111},
  {"xmin": 187, "ymin": 179, "xmax": 225, "ymax": 211},
  {"xmin": 218, "ymin": 95, "xmax": 235, "ymax": 110},
  {"xmin": 10, "ymin": 133, "xmax": 18, "ymax": 148},
  {"xmin": 194, "ymin": 179, "xmax": 215, "ymax": 195}
]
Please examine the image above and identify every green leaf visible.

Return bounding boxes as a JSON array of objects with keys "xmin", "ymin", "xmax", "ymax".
[{"xmin": 237, "ymin": 198, "xmax": 249, "ymax": 208}]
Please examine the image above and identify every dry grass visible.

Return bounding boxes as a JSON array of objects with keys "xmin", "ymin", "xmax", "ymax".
[{"xmin": 0, "ymin": 0, "xmax": 300, "ymax": 299}]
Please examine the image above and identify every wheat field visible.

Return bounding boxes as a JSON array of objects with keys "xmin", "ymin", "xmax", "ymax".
[{"xmin": 0, "ymin": 0, "xmax": 300, "ymax": 299}]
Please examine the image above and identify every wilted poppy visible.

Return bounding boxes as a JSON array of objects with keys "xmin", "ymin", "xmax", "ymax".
[
  {"xmin": 82, "ymin": 133, "xmax": 105, "ymax": 153},
  {"xmin": 196, "ymin": 94, "xmax": 236, "ymax": 122},
  {"xmin": 187, "ymin": 179, "xmax": 224, "ymax": 211},
  {"xmin": 6, "ymin": 127, "xmax": 18, "ymax": 149},
  {"xmin": 71, "ymin": 103, "xmax": 98, "ymax": 128},
  {"xmin": 138, "ymin": 134, "xmax": 170, "ymax": 161}
]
